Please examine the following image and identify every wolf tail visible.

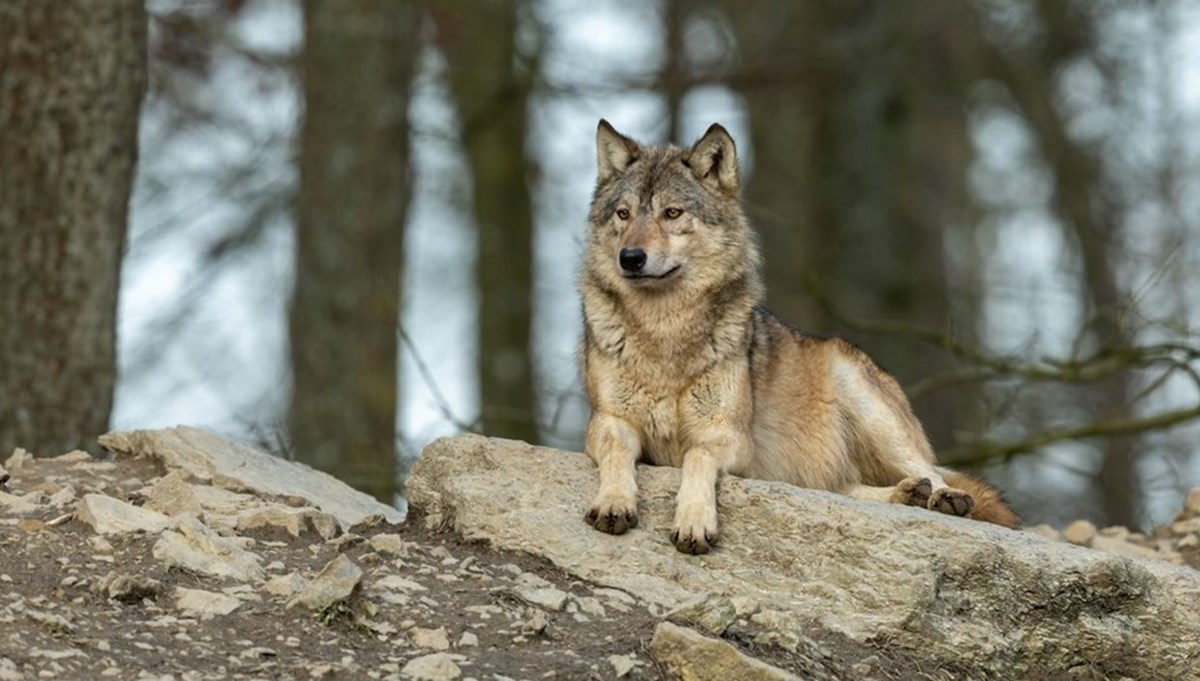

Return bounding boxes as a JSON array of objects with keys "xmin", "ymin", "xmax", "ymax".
[{"xmin": 940, "ymin": 469, "xmax": 1021, "ymax": 529}]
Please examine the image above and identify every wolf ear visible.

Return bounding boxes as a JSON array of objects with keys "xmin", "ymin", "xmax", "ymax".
[
  {"xmin": 687, "ymin": 123, "xmax": 739, "ymax": 195},
  {"xmin": 596, "ymin": 119, "xmax": 639, "ymax": 183}
]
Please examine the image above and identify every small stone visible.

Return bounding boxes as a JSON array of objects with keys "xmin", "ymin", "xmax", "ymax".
[
  {"xmin": 576, "ymin": 596, "xmax": 606, "ymax": 618},
  {"xmin": 152, "ymin": 515, "xmax": 265, "ymax": 582},
  {"xmin": 455, "ymin": 632, "xmax": 478, "ymax": 648},
  {"xmin": 409, "ymin": 626, "xmax": 451, "ymax": 651},
  {"xmin": 651, "ymin": 622, "xmax": 799, "ymax": 680},
  {"xmin": 55, "ymin": 450, "xmax": 92, "ymax": 463},
  {"xmin": 142, "ymin": 472, "xmax": 202, "ymax": 517},
  {"xmin": 288, "ymin": 554, "xmax": 362, "ymax": 610},
  {"xmin": 4, "ymin": 448, "xmax": 32, "ymax": 470},
  {"xmin": 76, "ymin": 495, "xmax": 172, "ymax": 535},
  {"xmin": 1099, "ymin": 525, "xmax": 1130, "ymax": 540},
  {"xmin": 47, "ymin": 486, "xmax": 76, "ymax": 508},
  {"xmin": 608, "ymin": 654, "xmax": 636, "ymax": 678},
  {"xmin": 369, "ymin": 533, "xmax": 413, "ymax": 558},
  {"xmin": 400, "ymin": 653, "xmax": 462, "ymax": 680},
  {"xmin": 1178, "ymin": 534, "xmax": 1198, "ymax": 550},
  {"xmin": 515, "ymin": 586, "xmax": 568, "ymax": 611},
  {"xmin": 263, "ymin": 572, "xmax": 307, "ymax": 598},
  {"xmin": 16, "ymin": 519, "xmax": 45, "ymax": 533},
  {"xmin": 1063, "ymin": 520, "xmax": 1097, "ymax": 546},
  {"xmin": 174, "ymin": 587, "xmax": 241, "ymax": 617},
  {"xmin": 520, "ymin": 608, "xmax": 549, "ymax": 636},
  {"xmin": 670, "ymin": 594, "xmax": 738, "ymax": 636},
  {"xmin": 95, "ymin": 572, "xmax": 163, "ymax": 603},
  {"xmin": 236, "ymin": 506, "xmax": 312, "ymax": 538},
  {"xmin": 372, "ymin": 575, "xmax": 427, "ymax": 593},
  {"xmin": 1172, "ymin": 518, "xmax": 1200, "ymax": 536},
  {"xmin": 1185, "ymin": 487, "xmax": 1200, "ymax": 516}
]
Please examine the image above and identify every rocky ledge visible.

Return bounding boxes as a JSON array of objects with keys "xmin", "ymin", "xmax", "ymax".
[
  {"xmin": 409, "ymin": 435, "xmax": 1200, "ymax": 680},
  {"xmin": 1, "ymin": 428, "xmax": 1198, "ymax": 680}
]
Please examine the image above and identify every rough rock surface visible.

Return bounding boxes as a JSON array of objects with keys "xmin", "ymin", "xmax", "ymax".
[
  {"xmin": 98, "ymin": 426, "xmax": 404, "ymax": 527},
  {"xmin": 651, "ymin": 622, "xmax": 800, "ymax": 680},
  {"xmin": 408, "ymin": 434, "xmax": 1200, "ymax": 679}
]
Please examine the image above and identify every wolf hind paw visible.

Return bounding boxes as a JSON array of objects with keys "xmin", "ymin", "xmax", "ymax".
[
  {"xmin": 890, "ymin": 476, "xmax": 932, "ymax": 507},
  {"xmin": 929, "ymin": 487, "xmax": 975, "ymax": 517}
]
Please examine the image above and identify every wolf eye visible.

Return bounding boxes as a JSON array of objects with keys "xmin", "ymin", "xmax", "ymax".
[
  {"xmin": 664, "ymin": 207, "xmax": 683, "ymax": 220},
  {"xmin": 616, "ymin": 208, "xmax": 630, "ymax": 220}
]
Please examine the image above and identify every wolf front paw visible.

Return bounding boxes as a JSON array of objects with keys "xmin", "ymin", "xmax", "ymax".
[
  {"xmin": 670, "ymin": 503, "xmax": 719, "ymax": 555},
  {"xmin": 929, "ymin": 487, "xmax": 975, "ymax": 517},
  {"xmin": 890, "ymin": 476, "xmax": 932, "ymax": 507},
  {"xmin": 585, "ymin": 494, "xmax": 639, "ymax": 535}
]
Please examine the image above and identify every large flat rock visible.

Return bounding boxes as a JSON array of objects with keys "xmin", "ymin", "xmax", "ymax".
[
  {"xmin": 407, "ymin": 434, "xmax": 1200, "ymax": 679},
  {"xmin": 99, "ymin": 426, "xmax": 404, "ymax": 528}
]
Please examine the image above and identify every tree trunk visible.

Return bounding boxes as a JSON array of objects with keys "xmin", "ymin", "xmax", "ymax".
[
  {"xmin": 0, "ymin": 1, "xmax": 146, "ymax": 457},
  {"xmin": 981, "ymin": 0, "xmax": 1140, "ymax": 527},
  {"xmin": 723, "ymin": 1, "xmax": 979, "ymax": 451},
  {"xmin": 290, "ymin": 0, "xmax": 418, "ymax": 501},
  {"xmin": 431, "ymin": 0, "xmax": 540, "ymax": 444}
]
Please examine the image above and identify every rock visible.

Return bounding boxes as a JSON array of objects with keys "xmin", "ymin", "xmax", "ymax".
[
  {"xmin": 368, "ymin": 533, "xmax": 413, "ymax": 557},
  {"xmin": 99, "ymin": 427, "xmax": 404, "ymax": 528},
  {"xmin": 0, "ymin": 464, "xmax": 9, "ymax": 489},
  {"xmin": 288, "ymin": 554, "xmax": 362, "ymax": 610},
  {"xmin": 54, "ymin": 450, "xmax": 92, "ymax": 463},
  {"xmin": 408, "ymin": 626, "xmax": 450, "ymax": 651},
  {"xmin": 76, "ymin": 494, "xmax": 172, "ymax": 535},
  {"xmin": 142, "ymin": 472, "xmax": 202, "ymax": 517},
  {"xmin": 670, "ymin": 594, "xmax": 738, "ymax": 636},
  {"xmin": 455, "ymin": 632, "xmax": 478, "ymax": 648},
  {"xmin": 650, "ymin": 622, "xmax": 800, "ymax": 681},
  {"xmin": 400, "ymin": 653, "xmax": 462, "ymax": 680},
  {"xmin": 47, "ymin": 486, "xmax": 76, "ymax": 508},
  {"xmin": 95, "ymin": 572, "xmax": 163, "ymax": 603},
  {"xmin": 576, "ymin": 596, "xmax": 606, "ymax": 618},
  {"xmin": 1179, "ymin": 534, "xmax": 1199, "ymax": 550},
  {"xmin": 174, "ymin": 587, "xmax": 241, "ymax": 617},
  {"xmin": 371, "ymin": 575, "xmax": 426, "ymax": 593},
  {"xmin": 608, "ymin": 654, "xmax": 636, "ymax": 678},
  {"xmin": 4, "ymin": 448, "xmax": 32, "ymax": 470},
  {"xmin": 236, "ymin": 506, "xmax": 340, "ymax": 539},
  {"xmin": 406, "ymin": 434, "xmax": 1200, "ymax": 679},
  {"xmin": 1186, "ymin": 487, "xmax": 1200, "ymax": 517},
  {"xmin": 1063, "ymin": 519, "xmax": 1097, "ymax": 546},
  {"xmin": 0, "ymin": 491, "xmax": 38, "ymax": 515},
  {"xmin": 153, "ymin": 515, "xmax": 265, "ymax": 582},
  {"xmin": 263, "ymin": 572, "xmax": 308, "ymax": 598},
  {"xmin": 515, "ymin": 586, "xmax": 568, "ymax": 611},
  {"xmin": 519, "ymin": 608, "xmax": 549, "ymax": 636}
]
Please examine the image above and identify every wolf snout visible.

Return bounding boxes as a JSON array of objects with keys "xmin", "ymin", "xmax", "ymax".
[{"xmin": 619, "ymin": 248, "xmax": 647, "ymax": 273}]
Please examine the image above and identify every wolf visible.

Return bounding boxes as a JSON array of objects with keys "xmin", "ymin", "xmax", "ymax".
[{"xmin": 579, "ymin": 120, "xmax": 1018, "ymax": 554}]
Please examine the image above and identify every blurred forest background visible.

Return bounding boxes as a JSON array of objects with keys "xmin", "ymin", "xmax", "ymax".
[{"xmin": 4, "ymin": 0, "xmax": 1200, "ymax": 531}]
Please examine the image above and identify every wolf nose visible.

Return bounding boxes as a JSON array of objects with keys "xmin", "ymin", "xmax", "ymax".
[{"xmin": 619, "ymin": 248, "xmax": 647, "ymax": 273}]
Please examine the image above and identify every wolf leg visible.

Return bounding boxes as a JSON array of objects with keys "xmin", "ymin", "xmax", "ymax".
[
  {"xmin": 671, "ymin": 429, "xmax": 750, "ymax": 555},
  {"xmin": 844, "ymin": 477, "xmax": 931, "ymax": 508},
  {"xmin": 845, "ymin": 368, "xmax": 976, "ymax": 519},
  {"xmin": 584, "ymin": 413, "xmax": 642, "ymax": 535}
]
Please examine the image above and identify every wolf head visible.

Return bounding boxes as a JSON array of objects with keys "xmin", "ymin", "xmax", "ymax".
[{"xmin": 585, "ymin": 120, "xmax": 761, "ymax": 296}]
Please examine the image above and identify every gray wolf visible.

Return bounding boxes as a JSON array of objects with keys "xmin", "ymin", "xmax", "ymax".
[{"xmin": 579, "ymin": 120, "xmax": 1018, "ymax": 554}]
